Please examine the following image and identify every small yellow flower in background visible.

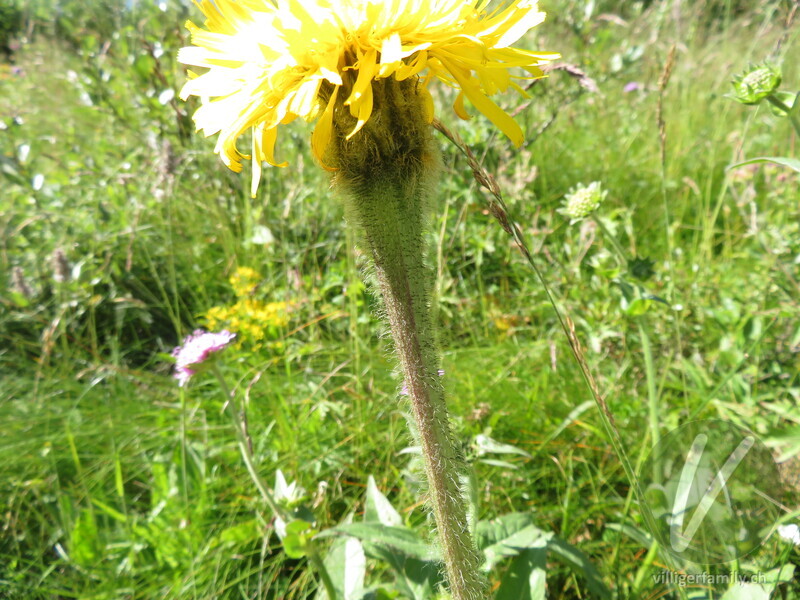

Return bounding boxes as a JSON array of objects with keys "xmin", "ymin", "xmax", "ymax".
[
  {"xmin": 204, "ymin": 267, "xmax": 292, "ymax": 348},
  {"xmin": 229, "ymin": 266, "xmax": 261, "ymax": 297},
  {"xmin": 178, "ymin": 0, "xmax": 558, "ymax": 195}
]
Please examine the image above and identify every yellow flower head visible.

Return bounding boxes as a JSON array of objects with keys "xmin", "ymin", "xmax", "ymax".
[
  {"xmin": 229, "ymin": 266, "xmax": 262, "ymax": 297},
  {"xmin": 178, "ymin": 0, "xmax": 557, "ymax": 195}
]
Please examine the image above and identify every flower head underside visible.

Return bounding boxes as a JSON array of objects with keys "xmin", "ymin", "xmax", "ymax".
[{"xmin": 178, "ymin": 0, "xmax": 558, "ymax": 195}]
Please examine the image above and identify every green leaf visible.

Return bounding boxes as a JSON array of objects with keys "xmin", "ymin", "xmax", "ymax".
[
  {"xmin": 219, "ymin": 519, "xmax": 261, "ymax": 545},
  {"xmin": 283, "ymin": 520, "xmax": 318, "ymax": 559},
  {"xmin": 548, "ymin": 537, "xmax": 611, "ymax": 599},
  {"xmin": 320, "ymin": 519, "xmax": 440, "ymax": 600},
  {"xmin": 364, "ymin": 476, "xmax": 402, "ymax": 527},
  {"xmin": 478, "ymin": 458, "xmax": 521, "ymax": 470},
  {"xmin": 728, "ymin": 156, "xmax": 800, "ymax": 174},
  {"xmin": 133, "ymin": 54, "xmax": 156, "ymax": 80},
  {"xmin": 719, "ymin": 582, "xmax": 770, "ymax": 600},
  {"xmin": 315, "ymin": 536, "xmax": 367, "ymax": 600},
  {"xmin": 623, "ymin": 297, "xmax": 653, "ymax": 316},
  {"xmin": 494, "ymin": 547, "xmax": 547, "ymax": 600},
  {"xmin": 476, "ymin": 513, "xmax": 535, "ymax": 550},
  {"xmin": 8, "ymin": 290, "xmax": 30, "ymax": 308},
  {"xmin": 318, "ymin": 523, "xmax": 439, "ymax": 562},
  {"xmin": 604, "ymin": 522, "xmax": 652, "ymax": 549},
  {"xmin": 365, "ymin": 549, "xmax": 440, "ymax": 600},
  {"xmin": 474, "ymin": 434, "xmax": 532, "ymax": 458},
  {"xmin": 91, "ymin": 498, "xmax": 127, "ymax": 523},
  {"xmin": 765, "ymin": 564, "xmax": 796, "ymax": 585},
  {"xmin": 476, "ymin": 513, "xmax": 552, "ymax": 571},
  {"xmin": 69, "ymin": 511, "xmax": 100, "ymax": 567}
]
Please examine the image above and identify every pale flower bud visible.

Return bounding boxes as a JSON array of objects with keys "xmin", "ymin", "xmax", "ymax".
[{"xmin": 731, "ymin": 63, "xmax": 781, "ymax": 105}]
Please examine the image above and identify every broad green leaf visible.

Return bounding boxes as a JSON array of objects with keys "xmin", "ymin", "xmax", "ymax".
[
  {"xmin": 318, "ymin": 523, "xmax": 439, "ymax": 562},
  {"xmin": 548, "ymin": 537, "xmax": 611, "ymax": 599},
  {"xmin": 322, "ymin": 517, "xmax": 440, "ymax": 600},
  {"xmin": 481, "ymin": 524, "xmax": 551, "ymax": 571},
  {"xmin": 283, "ymin": 520, "xmax": 317, "ymax": 559},
  {"xmin": 719, "ymin": 582, "xmax": 770, "ymax": 600},
  {"xmin": 478, "ymin": 458, "xmax": 521, "ymax": 470},
  {"xmin": 476, "ymin": 513, "xmax": 535, "ymax": 550},
  {"xmin": 364, "ymin": 476, "xmax": 403, "ymax": 527},
  {"xmin": 728, "ymin": 156, "xmax": 800, "ymax": 174},
  {"xmin": 474, "ymin": 434, "xmax": 532, "ymax": 458},
  {"xmin": 315, "ymin": 536, "xmax": 367, "ymax": 600},
  {"xmin": 750, "ymin": 564, "xmax": 796, "ymax": 594},
  {"xmin": 219, "ymin": 519, "xmax": 261, "ymax": 545},
  {"xmin": 476, "ymin": 513, "xmax": 552, "ymax": 571},
  {"xmin": 364, "ymin": 548, "xmax": 440, "ymax": 600},
  {"xmin": 495, "ymin": 547, "xmax": 547, "ymax": 600}
]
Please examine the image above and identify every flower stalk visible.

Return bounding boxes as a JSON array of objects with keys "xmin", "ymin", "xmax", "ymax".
[
  {"xmin": 328, "ymin": 77, "xmax": 485, "ymax": 600},
  {"xmin": 349, "ymin": 188, "xmax": 485, "ymax": 600}
]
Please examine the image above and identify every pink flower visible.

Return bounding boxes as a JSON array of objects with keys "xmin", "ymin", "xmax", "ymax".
[
  {"xmin": 171, "ymin": 329, "xmax": 236, "ymax": 387},
  {"xmin": 401, "ymin": 369, "xmax": 445, "ymax": 396}
]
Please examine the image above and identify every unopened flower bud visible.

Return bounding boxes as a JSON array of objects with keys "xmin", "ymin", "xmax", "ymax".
[{"xmin": 731, "ymin": 63, "xmax": 781, "ymax": 105}]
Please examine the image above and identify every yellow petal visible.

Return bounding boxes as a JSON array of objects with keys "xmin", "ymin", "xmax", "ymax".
[
  {"xmin": 311, "ymin": 86, "xmax": 339, "ymax": 169},
  {"xmin": 346, "ymin": 84, "xmax": 373, "ymax": 139},
  {"xmin": 345, "ymin": 49, "xmax": 378, "ymax": 109},
  {"xmin": 288, "ymin": 78, "xmax": 322, "ymax": 119},
  {"xmin": 250, "ymin": 122, "xmax": 286, "ymax": 197},
  {"xmin": 395, "ymin": 50, "xmax": 429, "ymax": 81},
  {"xmin": 440, "ymin": 56, "xmax": 524, "ymax": 146},
  {"xmin": 251, "ymin": 123, "xmax": 263, "ymax": 198},
  {"xmin": 378, "ymin": 32, "xmax": 403, "ymax": 78},
  {"xmin": 453, "ymin": 91, "xmax": 471, "ymax": 120},
  {"xmin": 481, "ymin": 2, "xmax": 546, "ymax": 49},
  {"xmin": 420, "ymin": 85, "xmax": 435, "ymax": 123},
  {"xmin": 260, "ymin": 124, "xmax": 285, "ymax": 168}
]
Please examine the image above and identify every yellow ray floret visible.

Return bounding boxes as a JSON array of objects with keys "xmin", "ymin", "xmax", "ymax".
[{"xmin": 178, "ymin": 0, "xmax": 558, "ymax": 195}]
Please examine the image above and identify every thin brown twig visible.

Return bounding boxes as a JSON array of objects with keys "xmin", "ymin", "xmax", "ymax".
[{"xmin": 432, "ymin": 118, "xmax": 664, "ymax": 557}]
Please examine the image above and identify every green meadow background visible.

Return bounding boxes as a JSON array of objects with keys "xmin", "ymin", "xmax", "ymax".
[{"xmin": 1, "ymin": 0, "xmax": 799, "ymax": 598}]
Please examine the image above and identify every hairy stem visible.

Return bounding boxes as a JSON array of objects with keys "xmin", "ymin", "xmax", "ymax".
[{"xmin": 343, "ymin": 180, "xmax": 486, "ymax": 600}]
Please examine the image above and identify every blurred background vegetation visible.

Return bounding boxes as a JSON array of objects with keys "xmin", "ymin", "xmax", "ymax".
[{"xmin": 1, "ymin": 0, "xmax": 799, "ymax": 598}]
